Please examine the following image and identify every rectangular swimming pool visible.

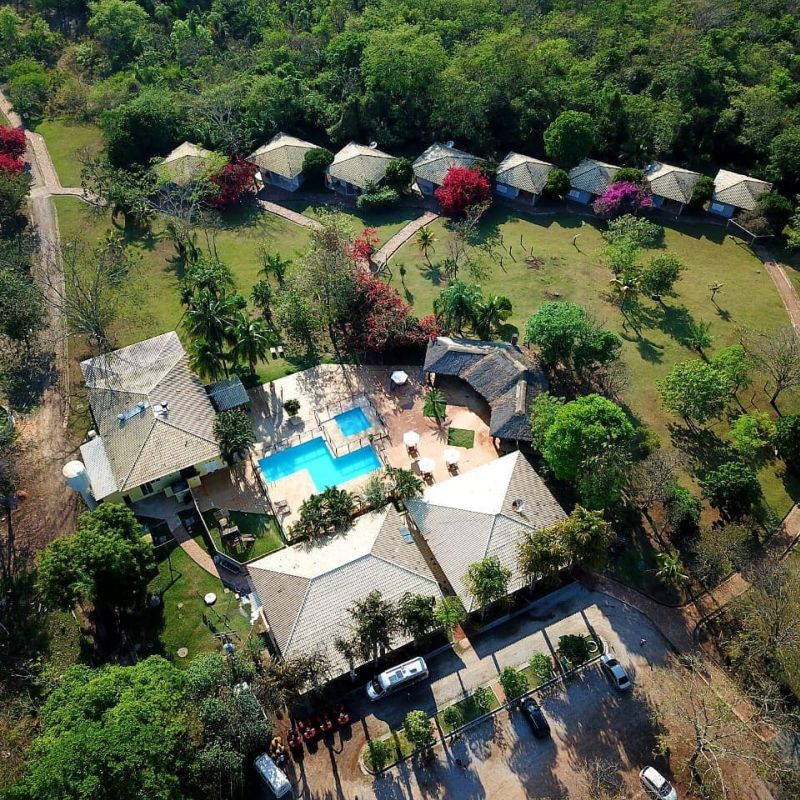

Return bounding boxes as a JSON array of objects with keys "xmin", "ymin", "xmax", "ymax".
[
  {"xmin": 259, "ymin": 437, "xmax": 380, "ymax": 492},
  {"xmin": 334, "ymin": 407, "xmax": 372, "ymax": 437}
]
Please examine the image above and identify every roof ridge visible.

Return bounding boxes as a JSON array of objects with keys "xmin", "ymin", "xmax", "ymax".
[
  {"xmin": 282, "ymin": 577, "xmax": 315, "ymax": 652},
  {"xmin": 156, "ymin": 416, "xmax": 218, "ymax": 445},
  {"xmin": 370, "ymin": 553, "xmax": 441, "ymax": 586}
]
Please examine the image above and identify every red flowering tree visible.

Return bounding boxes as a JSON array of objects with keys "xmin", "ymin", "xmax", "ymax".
[
  {"xmin": 207, "ymin": 158, "xmax": 256, "ymax": 209},
  {"xmin": 0, "ymin": 126, "xmax": 26, "ymax": 159},
  {"xmin": 349, "ymin": 227, "xmax": 379, "ymax": 263},
  {"xmin": 434, "ymin": 167, "xmax": 492, "ymax": 217},
  {"xmin": 592, "ymin": 181, "xmax": 652, "ymax": 218},
  {"xmin": 347, "ymin": 272, "xmax": 433, "ymax": 353},
  {"xmin": 0, "ymin": 153, "xmax": 25, "ymax": 176}
]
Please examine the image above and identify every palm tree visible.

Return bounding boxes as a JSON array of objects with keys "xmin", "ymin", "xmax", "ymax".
[
  {"xmin": 609, "ymin": 273, "xmax": 640, "ymax": 309},
  {"xmin": 473, "ymin": 294, "xmax": 513, "ymax": 339},
  {"xmin": 259, "ymin": 251, "xmax": 291, "ymax": 287},
  {"xmin": 709, "ymin": 282, "xmax": 724, "ymax": 306},
  {"xmin": 417, "ymin": 226, "xmax": 436, "ymax": 265},
  {"xmin": 386, "ymin": 467, "xmax": 423, "ymax": 501},
  {"xmin": 188, "ymin": 336, "xmax": 226, "ymax": 381},
  {"xmin": 183, "ymin": 289, "xmax": 239, "ymax": 354},
  {"xmin": 654, "ymin": 551, "xmax": 688, "ymax": 587},
  {"xmin": 251, "ymin": 279, "xmax": 276, "ymax": 329},
  {"xmin": 423, "ymin": 387, "xmax": 447, "ymax": 423},
  {"xmin": 230, "ymin": 314, "xmax": 272, "ymax": 375},
  {"xmin": 433, "ymin": 281, "xmax": 482, "ymax": 335}
]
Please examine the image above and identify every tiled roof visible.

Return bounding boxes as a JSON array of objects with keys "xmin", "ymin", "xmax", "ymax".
[
  {"xmin": 327, "ymin": 142, "xmax": 394, "ymax": 189},
  {"xmin": 248, "ymin": 508, "xmax": 440, "ymax": 675},
  {"xmin": 496, "ymin": 152, "xmax": 553, "ymax": 195},
  {"xmin": 80, "ymin": 332, "xmax": 220, "ymax": 499},
  {"xmin": 644, "ymin": 162, "xmax": 701, "ymax": 205},
  {"xmin": 158, "ymin": 142, "xmax": 216, "ymax": 187},
  {"xmin": 568, "ymin": 158, "xmax": 620, "ymax": 196},
  {"xmin": 712, "ymin": 169, "xmax": 772, "ymax": 211},
  {"xmin": 206, "ymin": 377, "xmax": 249, "ymax": 411},
  {"xmin": 413, "ymin": 143, "xmax": 483, "ymax": 187},
  {"xmin": 406, "ymin": 452, "xmax": 566, "ymax": 611},
  {"xmin": 424, "ymin": 337, "xmax": 548, "ymax": 442},
  {"xmin": 247, "ymin": 132, "xmax": 318, "ymax": 180}
]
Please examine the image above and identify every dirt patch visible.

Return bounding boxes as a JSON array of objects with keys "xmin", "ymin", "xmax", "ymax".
[{"xmin": 525, "ymin": 255, "xmax": 544, "ymax": 270}]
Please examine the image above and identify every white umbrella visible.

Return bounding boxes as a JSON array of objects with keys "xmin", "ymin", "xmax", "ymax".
[
  {"xmin": 403, "ymin": 431, "xmax": 420, "ymax": 448},
  {"xmin": 391, "ymin": 370, "xmax": 409, "ymax": 386},
  {"xmin": 443, "ymin": 448, "xmax": 461, "ymax": 466},
  {"xmin": 418, "ymin": 457, "xmax": 435, "ymax": 475}
]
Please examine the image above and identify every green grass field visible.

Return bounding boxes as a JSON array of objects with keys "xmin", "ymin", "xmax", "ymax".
[
  {"xmin": 391, "ymin": 207, "xmax": 800, "ymax": 516},
  {"xmin": 35, "ymin": 119, "xmax": 103, "ymax": 186}
]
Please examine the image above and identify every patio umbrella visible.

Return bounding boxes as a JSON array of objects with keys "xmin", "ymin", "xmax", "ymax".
[
  {"xmin": 403, "ymin": 430, "xmax": 420, "ymax": 449},
  {"xmin": 391, "ymin": 370, "xmax": 409, "ymax": 386},
  {"xmin": 443, "ymin": 448, "xmax": 461, "ymax": 466},
  {"xmin": 418, "ymin": 457, "xmax": 435, "ymax": 475}
]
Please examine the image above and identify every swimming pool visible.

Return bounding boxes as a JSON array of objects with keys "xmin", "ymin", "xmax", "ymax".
[
  {"xmin": 334, "ymin": 407, "xmax": 372, "ymax": 437},
  {"xmin": 259, "ymin": 437, "xmax": 380, "ymax": 491}
]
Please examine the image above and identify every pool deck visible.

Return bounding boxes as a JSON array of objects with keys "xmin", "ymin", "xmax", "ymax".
[{"xmin": 247, "ymin": 365, "xmax": 499, "ymax": 530}]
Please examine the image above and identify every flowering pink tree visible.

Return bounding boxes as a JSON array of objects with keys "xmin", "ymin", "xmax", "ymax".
[
  {"xmin": 0, "ymin": 153, "xmax": 25, "ymax": 175},
  {"xmin": 207, "ymin": 158, "xmax": 256, "ymax": 209},
  {"xmin": 349, "ymin": 227, "xmax": 379, "ymax": 263},
  {"xmin": 0, "ymin": 126, "xmax": 26, "ymax": 159},
  {"xmin": 593, "ymin": 181, "xmax": 652, "ymax": 218}
]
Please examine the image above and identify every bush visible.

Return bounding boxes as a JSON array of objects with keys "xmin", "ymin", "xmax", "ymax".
[
  {"xmin": 302, "ymin": 147, "xmax": 334, "ymax": 186},
  {"xmin": 604, "ymin": 214, "xmax": 664, "ymax": 248},
  {"xmin": 544, "ymin": 167, "xmax": 570, "ymax": 198},
  {"xmin": 0, "ymin": 126, "xmax": 26, "ymax": 159},
  {"xmin": 612, "ymin": 167, "xmax": 645, "ymax": 184},
  {"xmin": 641, "ymin": 254, "xmax": 685, "ymax": 296},
  {"xmin": 363, "ymin": 474, "xmax": 387, "ymax": 509},
  {"xmin": 756, "ymin": 192, "xmax": 793, "ymax": 233},
  {"xmin": 775, "ymin": 414, "xmax": 800, "ymax": 469},
  {"xmin": 593, "ymin": 181, "xmax": 652, "ymax": 218},
  {"xmin": 498, "ymin": 666, "xmax": 528, "ymax": 701},
  {"xmin": 434, "ymin": 166, "xmax": 492, "ymax": 216},
  {"xmin": 473, "ymin": 686, "xmax": 495, "ymax": 711},
  {"xmin": 283, "ymin": 398, "xmax": 300, "ymax": 416},
  {"xmin": 440, "ymin": 704, "xmax": 464, "ymax": 731},
  {"xmin": 693, "ymin": 522, "xmax": 753, "ymax": 584},
  {"xmin": 689, "ymin": 175, "xmax": 715, "ymax": 209},
  {"xmin": 730, "ymin": 412, "xmax": 776, "ymax": 461},
  {"xmin": 664, "ymin": 484, "xmax": 701, "ymax": 537},
  {"xmin": 366, "ymin": 739, "xmax": 391, "ymax": 772},
  {"xmin": 529, "ymin": 652, "xmax": 555, "ymax": 685},
  {"xmin": 356, "ymin": 185, "xmax": 399, "ymax": 210},
  {"xmin": 384, "ymin": 157, "xmax": 413, "ymax": 191},
  {"xmin": 558, "ymin": 634, "xmax": 592, "ymax": 665},
  {"xmin": 213, "ymin": 410, "xmax": 255, "ymax": 466},
  {"xmin": 700, "ymin": 461, "xmax": 762, "ymax": 519}
]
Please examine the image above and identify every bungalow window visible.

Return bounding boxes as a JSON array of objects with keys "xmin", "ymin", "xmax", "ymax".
[{"xmin": 140, "ymin": 481, "xmax": 155, "ymax": 496}]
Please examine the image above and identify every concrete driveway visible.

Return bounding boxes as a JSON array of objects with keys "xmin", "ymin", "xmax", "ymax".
[{"xmin": 286, "ymin": 583, "xmax": 673, "ymax": 799}]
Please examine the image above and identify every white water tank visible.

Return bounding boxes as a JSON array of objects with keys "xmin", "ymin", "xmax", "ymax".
[{"xmin": 62, "ymin": 460, "xmax": 96, "ymax": 509}]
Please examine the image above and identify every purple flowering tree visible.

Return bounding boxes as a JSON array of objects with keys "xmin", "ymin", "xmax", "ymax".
[{"xmin": 593, "ymin": 181, "xmax": 652, "ymax": 218}]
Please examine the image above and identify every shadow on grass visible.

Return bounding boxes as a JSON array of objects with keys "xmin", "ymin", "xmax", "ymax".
[{"xmin": 667, "ymin": 422, "xmax": 730, "ymax": 472}]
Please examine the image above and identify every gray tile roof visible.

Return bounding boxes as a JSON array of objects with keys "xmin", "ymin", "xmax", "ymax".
[
  {"xmin": 712, "ymin": 169, "xmax": 772, "ymax": 211},
  {"xmin": 424, "ymin": 337, "xmax": 548, "ymax": 442},
  {"xmin": 206, "ymin": 377, "xmax": 249, "ymax": 412},
  {"xmin": 413, "ymin": 143, "xmax": 483, "ymax": 188},
  {"xmin": 644, "ymin": 162, "xmax": 701, "ymax": 205},
  {"xmin": 157, "ymin": 142, "xmax": 216, "ymax": 187},
  {"xmin": 496, "ymin": 152, "xmax": 553, "ymax": 195},
  {"xmin": 248, "ymin": 507, "xmax": 441, "ymax": 675},
  {"xmin": 80, "ymin": 332, "xmax": 220, "ymax": 499},
  {"xmin": 247, "ymin": 132, "xmax": 318, "ymax": 180},
  {"xmin": 568, "ymin": 158, "xmax": 620, "ymax": 196},
  {"xmin": 406, "ymin": 452, "xmax": 566, "ymax": 611},
  {"xmin": 327, "ymin": 142, "xmax": 394, "ymax": 190}
]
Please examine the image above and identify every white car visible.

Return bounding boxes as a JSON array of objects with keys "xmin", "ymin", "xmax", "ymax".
[
  {"xmin": 600, "ymin": 653, "xmax": 631, "ymax": 690},
  {"xmin": 639, "ymin": 766, "xmax": 678, "ymax": 799}
]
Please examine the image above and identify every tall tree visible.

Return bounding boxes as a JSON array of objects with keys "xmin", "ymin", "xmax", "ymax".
[
  {"xmin": 746, "ymin": 327, "xmax": 800, "ymax": 408},
  {"xmin": 347, "ymin": 590, "xmax": 399, "ymax": 666},
  {"xmin": 463, "ymin": 555, "xmax": 511, "ymax": 615},
  {"xmin": 398, "ymin": 592, "xmax": 437, "ymax": 642}
]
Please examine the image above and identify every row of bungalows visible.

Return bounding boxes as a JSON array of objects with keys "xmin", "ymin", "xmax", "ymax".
[{"xmin": 160, "ymin": 136, "xmax": 773, "ymax": 220}]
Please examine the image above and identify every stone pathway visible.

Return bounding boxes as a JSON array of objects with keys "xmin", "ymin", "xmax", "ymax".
[
  {"xmin": 373, "ymin": 210, "xmax": 439, "ymax": 265},
  {"xmin": 254, "ymin": 197, "xmax": 321, "ymax": 229}
]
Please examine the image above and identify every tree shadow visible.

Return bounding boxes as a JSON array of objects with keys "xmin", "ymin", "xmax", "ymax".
[
  {"xmin": 419, "ymin": 262, "xmax": 443, "ymax": 286},
  {"xmin": 667, "ymin": 423, "xmax": 730, "ymax": 472},
  {"xmin": 2, "ymin": 350, "xmax": 57, "ymax": 411}
]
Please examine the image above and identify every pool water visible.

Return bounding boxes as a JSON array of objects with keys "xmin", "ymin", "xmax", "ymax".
[
  {"xmin": 334, "ymin": 407, "xmax": 372, "ymax": 437},
  {"xmin": 259, "ymin": 437, "xmax": 380, "ymax": 491}
]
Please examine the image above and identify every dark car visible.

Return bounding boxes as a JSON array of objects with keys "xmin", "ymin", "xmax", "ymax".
[{"xmin": 519, "ymin": 697, "xmax": 551, "ymax": 739}]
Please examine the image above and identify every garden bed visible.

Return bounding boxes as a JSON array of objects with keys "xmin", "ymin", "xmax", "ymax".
[
  {"xmin": 437, "ymin": 687, "xmax": 499, "ymax": 734},
  {"xmin": 447, "ymin": 427, "xmax": 475, "ymax": 448},
  {"xmin": 201, "ymin": 510, "xmax": 283, "ymax": 562},
  {"xmin": 363, "ymin": 729, "xmax": 415, "ymax": 772}
]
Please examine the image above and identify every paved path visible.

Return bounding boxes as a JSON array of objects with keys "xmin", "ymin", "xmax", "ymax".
[
  {"xmin": 373, "ymin": 210, "xmax": 439, "ymax": 265},
  {"xmin": 255, "ymin": 197, "xmax": 321, "ymax": 229}
]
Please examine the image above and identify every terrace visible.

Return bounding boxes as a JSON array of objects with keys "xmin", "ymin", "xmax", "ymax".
[{"xmin": 247, "ymin": 364, "xmax": 498, "ymax": 528}]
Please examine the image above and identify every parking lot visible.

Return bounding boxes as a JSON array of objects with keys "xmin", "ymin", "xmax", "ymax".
[{"xmin": 284, "ymin": 583, "xmax": 675, "ymax": 799}]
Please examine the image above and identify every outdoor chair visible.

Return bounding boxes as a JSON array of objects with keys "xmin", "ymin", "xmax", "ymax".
[
  {"xmin": 270, "ymin": 347, "xmax": 278, "ymax": 359},
  {"xmin": 277, "ymin": 345, "xmax": 285, "ymax": 357},
  {"xmin": 240, "ymin": 534, "xmax": 256, "ymax": 545}
]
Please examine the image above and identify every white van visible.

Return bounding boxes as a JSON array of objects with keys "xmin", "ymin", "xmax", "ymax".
[
  {"xmin": 366, "ymin": 656, "xmax": 429, "ymax": 701},
  {"xmin": 254, "ymin": 753, "xmax": 293, "ymax": 798}
]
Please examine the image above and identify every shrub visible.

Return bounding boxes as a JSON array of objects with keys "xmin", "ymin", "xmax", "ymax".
[
  {"xmin": 213, "ymin": 410, "xmax": 255, "ymax": 466},
  {"xmin": 529, "ymin": 653, "xmax": 555, "ymax": 685},
  {"xmin": 0, "ymin": 125, "xmax": 26, "ymax": 159},
  {"xmin": 363, "ymin": 474, "xmax": 387, "ymax": 509},
  {"xmin": 302, "ymin": 147, "xmax": 334, "ymax": 186},
  {"xmin": 604, "ymin": 214, "xmax": 664, "ymax": 248},
  {"xmin": 356, "ymin": 185, "xmax": 399, "ymax": 210},
  {"xmin": 693, "ymin": 522, "xmax": 753, "ymax": 584},
  {"xmin": 700, "ymin": 461, "xmax": 762, "ymax": 519},
  {"xmin": 640, "ymin": 254, "xmax": 685, "ymax": 296},
  {"xmin": 730, "ymin": 412, "xmax": 776, "ymax": 461},
  {"xmin": 366, "ymin": 739, "xmax": 391, "ymax": 772},
  {"xmin": 756, "ymin": 192, "xmax": 793, "ymax": 233},
  {"xmin": 558, "ymin": 634, "xmax": 591, "ymax": 665},
  {"xmin": 689, "ymin": 175, "xmax": 715, "ymax": 208},
  {"xmin": 283, "ymin": 398, "xmax": 300, "ymax": 416},
  {"xmin": 544, "ymin": 167, "xmax": 570, "ymax": 198},
  {"xmin": 664, "ymin": 484, "xmax": 701, "ymax": 537},
  {"xmin": 498, "ymin": 666, "xmax": 528, "ymax": 701},
  {"xmin": 473, "ymin": 686, "xmax": 495, "ymax": 711},
  {"xmin": 208, "ymin": 158, "xmax": 256, "ymax": 209},
  {"xmin": 593, "ymin": 181, "xmax": 652, "ymax": 218},
  {"xmin": 434, "ymin": 166, "xmax": 492, "ymax": 217},
  {"xmin": 612, "ymin": 167, "xmax": 645, "ymax": 184},
  {"xmin": 384, "ymin": 157, "xmax": 413, "ymax": 191},
  {"xmin": 0, "ymin": 153, "xmax": 25, "ymax": 175},
  {"xmin": 440, "ymin": 704, "xmax": 464, "ymax": 731},
  {"xmin": 774, "ymin": 414, "xmax": 800, "ymax": 469}
]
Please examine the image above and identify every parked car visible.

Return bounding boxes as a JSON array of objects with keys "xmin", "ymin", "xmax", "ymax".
[
  {"xmin": 519, "ymin": 697, "xmax": 551, "ymax": 739},
  {"xmin": 600, "ymin": 654, "xmax": 631, "ymax": 690},
  {"xmin": 254, "ymin": 753, "xmax": 293, "ymax": 798},
  {"xmin": 639, "ymin": 766, "xmax": 678, "ymax": 799}
]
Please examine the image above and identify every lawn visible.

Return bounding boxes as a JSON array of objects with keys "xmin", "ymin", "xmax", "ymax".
[
  {"xmin": 447, "ymin": 427, "xmax": 475, "ymax": 448},
  {"xmin": 281, "ymin": 198, "xmax": 420, "ymax": 246},
  {"xmin": 35, "ymin": 119, "xmax": 103, "ymax": 186},
  {"xmin": 437, "ymin": 689, "xmax": 500, "ymax": 734},
  {"xmin": 201, "ymin": 509, "xmax": 283, "ymax": 562},
  {"xmin": 363, "ymin": 729, "xmax": 416, "ymax": 771},
  {"xmin": 391, "ymin": 206, "xmax": 800, "ymax": 516},
  {"xmin": 142, "ymin": 542, "xmax": 252, "ymax": 666}
]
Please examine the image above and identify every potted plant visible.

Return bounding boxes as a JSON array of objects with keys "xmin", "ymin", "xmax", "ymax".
[{"xmin": 283, "ymin": 398, "xmax": 301, "ymax": 423}]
